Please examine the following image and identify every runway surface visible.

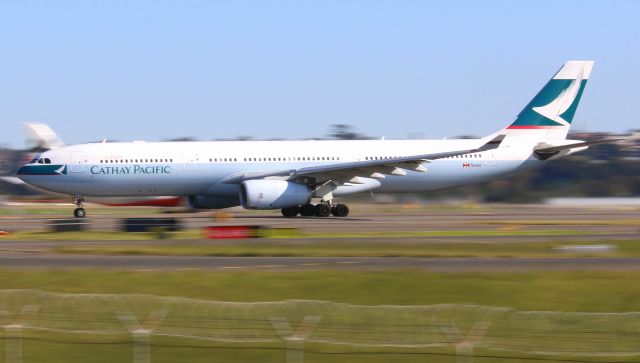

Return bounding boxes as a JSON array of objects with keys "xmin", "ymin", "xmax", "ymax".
[
  {"xmin": 2, "ymin": 203, "xmax": 639, "ymax": 235},
  {"xmin": 0, "ymin": 204, "xmax": 638, "ymax": 272},
  {"xmin": 1, "ymin": 254, "xmax": 640, "ymax": 271}
]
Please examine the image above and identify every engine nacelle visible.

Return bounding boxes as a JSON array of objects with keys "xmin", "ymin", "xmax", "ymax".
[
  {"xmin": 239, "ymin": 180, "xmax": 311, "ymax": 210},
  {"xmin": 188, "ymin": 195, "xmax": 240, "ymax": 209}
]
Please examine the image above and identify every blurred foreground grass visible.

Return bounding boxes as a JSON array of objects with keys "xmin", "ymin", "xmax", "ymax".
[
  {"xmin": 9, "ymin": 332, "xmax": 629, "ymax": 363},
  {"xmin": 1, "ymin": 269, "xmax": 639, "ymax": 312},
  {"xmin": 2, "ymin": 270, "xmax": 640, "ymax": 362}
]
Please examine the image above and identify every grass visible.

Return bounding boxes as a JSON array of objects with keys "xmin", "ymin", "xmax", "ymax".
[
  {"xmin": 1, "ymin": 269, "xmax": 640, "ymax": 312},
  {"xmin": 2, "ymin": 269, "xmax": 640, "ymax": 362},
  {"xmin": 50, "ymin": 238, "xmax": 640, "ymax": 258}
]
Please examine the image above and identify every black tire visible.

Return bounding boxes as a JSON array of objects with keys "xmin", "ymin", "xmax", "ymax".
[
  {"xmin": 74, "ymin": 208, "xmax": 86, "ymax": 218},
  {"xmin": 314, "ymin": 204, "xmax": 331, "ymax": 217},
  {"xmin": 331, "ymin": 204, "xmax": 349, "ymax": 217},
  {"xmin": 299, "ymin": 204, "xmax": 316, "ymax": 217},
  {"xmin": 281, "ymin": 206, "xmax": 299, "ymax": 217}
]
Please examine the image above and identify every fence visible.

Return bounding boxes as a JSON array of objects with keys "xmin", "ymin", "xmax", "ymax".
[{"xmin": 1, "ymin": 290, "xmax": 640, "ymax": 363}]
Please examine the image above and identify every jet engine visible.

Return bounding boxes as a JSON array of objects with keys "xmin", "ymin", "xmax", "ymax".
[
  {"xmin": 187, "ymin": 195, "xmax": 240, "ymax": 209},
  {"xmin": 239, "ymin": 180, "xmax": 311, "ymax": 210}
]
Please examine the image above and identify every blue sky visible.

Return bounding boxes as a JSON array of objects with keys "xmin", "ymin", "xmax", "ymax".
[{"xmin": 1, "ymin": 0, "xmax": 638, "ymax": 147}]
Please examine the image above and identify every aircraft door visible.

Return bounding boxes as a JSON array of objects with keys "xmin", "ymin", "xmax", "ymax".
[
  {"xmin": 483, "ymin": 151, "xmax": 497, "ymax": 166},
  {"xmin": 183, "ymin": 153, "xmax": 199, "ymax": 171},
  {"xmin": 70, "ymin": 151, "xmax": 87, "ymax": 173}
]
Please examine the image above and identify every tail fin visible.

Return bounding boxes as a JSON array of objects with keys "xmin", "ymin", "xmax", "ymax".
[{"xmin": 505, "ymin": 61, "xmax": 594, "ymax": 139}]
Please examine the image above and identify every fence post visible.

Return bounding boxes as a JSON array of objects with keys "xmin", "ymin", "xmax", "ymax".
[
  {"xmin": 270, "ymin": 316, "xmax": 321, "ymax": 363},
  {"xmin": 1, "ymin": 305, "xmax": 39, "ymax": 363},
  {"xmin": 438, "ymin": 321, "xmax": 491, "ymax": 363},
  {"xmin": 116, "ymin": 310, "xmax": 167, "ymax": 363}
]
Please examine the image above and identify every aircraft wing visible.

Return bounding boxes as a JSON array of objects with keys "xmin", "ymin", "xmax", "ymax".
[{"xmin": 221, "ymin": 135, "xmax": 504, "ymax": 185}]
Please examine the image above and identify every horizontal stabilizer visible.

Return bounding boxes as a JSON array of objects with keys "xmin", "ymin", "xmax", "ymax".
[
  {"xmin": 534, "ymin": 138, "xmax": 625, "ymax": 160},
  {"xmin": 535, "ymin": 138, "xmax": 625, "ymax": 153}
]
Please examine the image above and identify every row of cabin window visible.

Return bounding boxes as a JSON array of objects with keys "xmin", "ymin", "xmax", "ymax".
[
  {"xmin": 99, "ymin": 158, "xmax": 173, "ymax": 164},
  {"xmin": 209, "ymin": 156, "xmax": 341, "ymax": 162},
  {"xmin": 365, "ymin": 154, "xmax": 483, "ymax": 161},
  {"xmin": 365, "ymin": 156, "xmax": 401, "ymax": 160},
  {"xmin": 445, "ymin": 154, "xmax": 482, "ymax": 159}
]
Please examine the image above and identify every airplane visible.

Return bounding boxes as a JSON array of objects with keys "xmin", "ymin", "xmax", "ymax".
[
  {"xmin": 16, "ymin": 61, "xmax": 620, "ymax": 218},
  {"xmin": 3, "ymin": 124, "xmax": 186, "ymax": 207}
]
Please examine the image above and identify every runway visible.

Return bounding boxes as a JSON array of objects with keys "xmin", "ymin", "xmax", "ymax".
[
  {"xmin": 2, "ymin": 204, "xmax": 639, "ymax": 235},
  {"xmin": 0, "ymin": 204, "xmax": 638, "ymax": 272},
  {"xmin": 2, "ymin": 254, "xmax": 640, "ymax": 272}
]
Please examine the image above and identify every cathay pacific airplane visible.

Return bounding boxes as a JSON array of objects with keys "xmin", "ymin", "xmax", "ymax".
[
  {"xmin": 2, "ymin": 123, "xmax": 186, "ymax": 207},
  {"xmin": 17, "ymin": 61, "xmax": 617, "ymax": 218}
]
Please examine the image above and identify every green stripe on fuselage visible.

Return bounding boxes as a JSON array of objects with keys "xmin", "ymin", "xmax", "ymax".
[{"xmin": 16, "ymin": 165, "xmax": 67, "ymax": 176}]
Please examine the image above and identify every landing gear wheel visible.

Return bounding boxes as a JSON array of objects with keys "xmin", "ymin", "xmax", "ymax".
[
  {"xmin": 299, "ymin": 204, "xmax": 316, "ymax": 217},
  {"xmin": 73, "ymin": 208, "xmax": 86, "ymax": 218},
  {"xmin": 72, "ymin": 195, "xmax": 86, "ymax": 218},
  {"xmin": 331, "ymin": 204, "xmax": 349, "ymax": 217},
  {"xmin": 315, "ymin": 204, "xmax": 331, "ymax": 217},
  {"xmin": 281, "ymin": 206, "xmax": 299, "ymax": 218}
]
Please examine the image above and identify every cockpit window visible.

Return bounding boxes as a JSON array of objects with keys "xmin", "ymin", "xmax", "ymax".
[
  {"xmin": 37, "ymin": 159, "xmax": 44, "ymax": 164},
  {"xmin": 44, "ymin": 158, "xmax": 51, "ymax": 164}
]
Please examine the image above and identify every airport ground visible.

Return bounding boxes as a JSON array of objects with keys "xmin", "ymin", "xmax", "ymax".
[
  {"xmin": 0, "ymin": 202, "xmax": 638, "ymax": 310},
  {"xmin": 1, "ymin": 203, "xmax": 639, "ymax": 362}
]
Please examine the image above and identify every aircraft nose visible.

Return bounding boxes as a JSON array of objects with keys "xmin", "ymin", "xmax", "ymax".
[
  {"xmin": 16, "ymin": 165, "xmax": 27, "ymax": 177},
  {"xmin": 16, "ymin": 165, "xmax": 29, "ymax": 182}
]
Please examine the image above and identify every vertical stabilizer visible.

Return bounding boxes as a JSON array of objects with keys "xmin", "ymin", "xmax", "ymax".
[{"xmin": 504, "ymin": 61, "xmax": 593, "ymax": 139}]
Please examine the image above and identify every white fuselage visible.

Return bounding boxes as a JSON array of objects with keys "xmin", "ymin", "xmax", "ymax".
[{"xmin": 17, "ymin": 138, "xmax": 539, "ymax": 201}]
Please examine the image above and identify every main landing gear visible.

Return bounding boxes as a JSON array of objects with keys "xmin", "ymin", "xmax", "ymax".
[
  {"xmin": 72, "ymin": 195, "xmax": 87, "ymax": 218},
  {"xmin": 281, "ymin": 203, "xmax": 349, "ymax": 218}
]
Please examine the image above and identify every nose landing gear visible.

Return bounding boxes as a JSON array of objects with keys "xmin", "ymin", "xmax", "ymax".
[{"xmin": 72, "ymin": 195, "xmax": 86, "ymax": 218}]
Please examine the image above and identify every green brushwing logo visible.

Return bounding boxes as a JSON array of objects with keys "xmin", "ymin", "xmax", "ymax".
[{"xmin": 511, "ymin": 78, "xmax": 587, "ymax": 127}]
